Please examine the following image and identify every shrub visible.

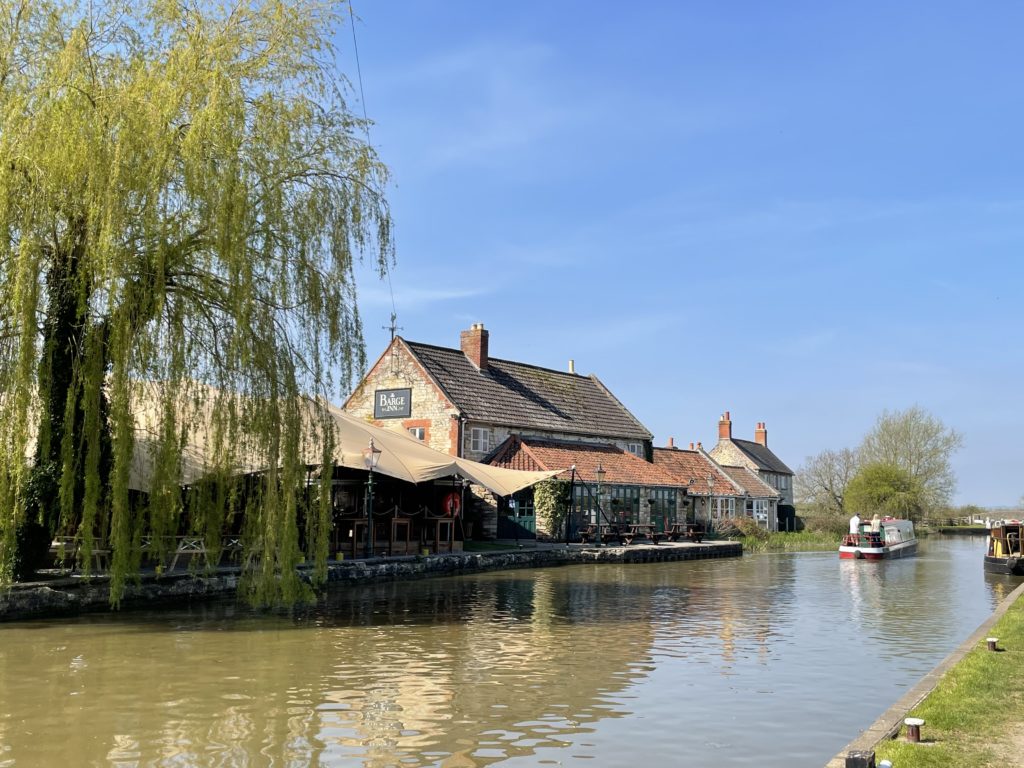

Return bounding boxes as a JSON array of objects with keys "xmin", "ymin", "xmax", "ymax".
[{"xmin": 13, "ymin": 520, "xmax": 51, "ymax": 581}]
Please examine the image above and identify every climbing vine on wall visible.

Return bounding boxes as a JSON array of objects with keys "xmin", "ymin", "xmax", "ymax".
[{"xmin": 533, "ymin": 479, "xmax": 572, "ymax": 539}]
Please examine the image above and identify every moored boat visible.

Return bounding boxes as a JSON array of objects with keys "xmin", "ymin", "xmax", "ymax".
[
  {"xmin": 983, "ymin": 520, "xmax": 1024, "ymax": 575},
  {"xmin": 839, "ymin": 517, "xmax": 917, "ymax": 560}
]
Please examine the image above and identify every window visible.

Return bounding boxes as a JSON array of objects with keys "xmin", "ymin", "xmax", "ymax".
[
  {"xmin": 470, "ymin": 427, "xmax": 490, "ymax": 453},
  {"xmin": 627, "ymin": 442, "xmax": 643, "ymax": 457},
  {"xmin": 408, "ymin": 427, "xmax": 425, "ymax": 441},
  {"xmin": 779, "ymin": 475, "xmax": 789, "ymax": 490},
  {"xmin": 713, "ymin": 497, "xmax": 735, "ymax": 518}
]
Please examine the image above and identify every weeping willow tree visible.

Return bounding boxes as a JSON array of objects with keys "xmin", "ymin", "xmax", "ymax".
[{"xmin": 0, "ymin": 0, "xmax": 392, "ymax": 605}]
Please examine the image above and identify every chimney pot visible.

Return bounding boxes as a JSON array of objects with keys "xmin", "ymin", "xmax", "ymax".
[
  {"xmin": 460, "ymin": 323, "xmax": 489, "ymax": 371},
  {"xmin": 667, "ymin": 437, "xmax": 674, "ymax": 448},
  {"xmin": 568, "ymin": 359, "xmax": 575, "ymax": 374},
  {"xmin": 697, "ymin": 441, "xmax": 703, "ymax": 450},
  {"xmin": 689, "ymin": 442, "xmax": 695, "ymax": 450}
]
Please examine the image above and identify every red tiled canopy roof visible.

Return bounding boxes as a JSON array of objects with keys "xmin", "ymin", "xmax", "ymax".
[
  {"xmin": 719, "ymin": 465, "xmax": 780, "ymax": 499},
  {"xmin": 651, "ymin": 447, "xmax": 739, "ymax": 496},
  {"xmin": 489, "ymin": 436, "xmax": 682, "ymax": 487}
]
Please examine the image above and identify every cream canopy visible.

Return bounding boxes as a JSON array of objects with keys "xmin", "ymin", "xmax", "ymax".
[
  {"xmin": 324, "ymin": 404, "xmax": 556, "ymax": 496},
  {"xmin": 127, "ymin": 382, "xmax": 555, "ymax": 497}
]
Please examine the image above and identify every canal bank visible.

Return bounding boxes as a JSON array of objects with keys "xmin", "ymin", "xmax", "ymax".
[
  {"xmin": 0, "ymin": 539, "xmax": 741, "ymax": 621},
  {"xmin": 826, "ymin": 578, "xmax": 1024, "ymax": 767}
]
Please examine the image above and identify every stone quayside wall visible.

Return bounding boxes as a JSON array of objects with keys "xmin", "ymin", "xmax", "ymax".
[{"xmin": 1, "ymin": 542, "xmax": 742, "ymax": 621}]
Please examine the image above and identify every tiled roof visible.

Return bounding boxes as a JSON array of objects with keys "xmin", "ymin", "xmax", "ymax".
[
  {"xmin": 489, "ymin": 436, "xmax": 681, "ymax": 487},
  {"xmin": 720, "ymin": 465, "xmax": 781, "ymax": 499},
  {"xmin": 404, "ymin": 340, "xmax": 651, "ymax": 441},
  {"xmin": 651, "ymin": 447, "xmax": 740, "ymax": 497},
  {"xmin": 730, "ymin": 439, "xmax": 794, "ymax": 474}
]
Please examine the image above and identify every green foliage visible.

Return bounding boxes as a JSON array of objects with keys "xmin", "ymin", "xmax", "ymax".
[
  {"xmin": 12, "ymin": 519, "xmax": 50, "ymax": 580},
  {"xmin": 0, "ymin": 1, "xmax": 392, "ymax": 606},
  {"xmin": 739, "ymin": 530, "xmax": 838, "ymax": 553},
  {"xmin": 859, "ymin": 406, "xmax": 963, "ymax": 511},
  {"xmin": 796, "ymin": 506, "xmax": 849, "ymax": 536},
  {"xmin": 844, "ymin": 462, "xmax": 925, "ymax": 520},
  {"xmin": 717, "ymin": 516, "xmax": 769, "ymax": 540},
  {"xmin": 533, "ymin": 479, "xmax": 571, "ymax": 539}
]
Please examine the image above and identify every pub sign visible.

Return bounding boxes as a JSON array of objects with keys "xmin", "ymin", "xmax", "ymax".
[{"xmin": 374, "ymin": 388, "xmax": 412, "ymax": 419}]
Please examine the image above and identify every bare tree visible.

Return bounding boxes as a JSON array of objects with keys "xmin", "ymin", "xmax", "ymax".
[
  {"xmin": 859, "ymin": 406, "xmax": 963, "ymax": 511},
  {"xmin": 796, "ymin": 448, "xmax": 859, "ymax": 514}
]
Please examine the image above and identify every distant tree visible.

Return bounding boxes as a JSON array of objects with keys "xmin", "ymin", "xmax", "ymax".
[
  {"xmin": 795, "ymin": 448, "xmax": 859, "ymax": 515},
  {"xmin": 844, "ymin": 463, "xmax": 925, "ymax": 520},
  {"xmin": 0, "ymin": 1, "xmax": 392, "ymax": 605},
  {"xmin": 859, "ymin": 407, "xmax": 963, "ymax": 512}
]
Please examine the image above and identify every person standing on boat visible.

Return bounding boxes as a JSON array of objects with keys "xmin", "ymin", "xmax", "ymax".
[
  {"xmin": 849, "ymin": 513, "xmax": 861, "ymax": 535},
  {"xmin": 870, "ymin": 514, "xmax": 882, "ymax": 546}
]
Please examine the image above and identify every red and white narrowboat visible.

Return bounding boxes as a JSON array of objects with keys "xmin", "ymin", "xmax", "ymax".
[{"xmin": 839, "ymin": 517, "xmax": 917, "ymax": 560}]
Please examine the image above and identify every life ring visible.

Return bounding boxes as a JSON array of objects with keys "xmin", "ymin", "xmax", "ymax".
[{"xmin": 443, "ymin": 492, "xmax": 461, "ymax": 517}]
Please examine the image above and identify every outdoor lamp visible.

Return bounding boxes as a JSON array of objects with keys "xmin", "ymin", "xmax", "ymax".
[{"xmin": 363, "ymin": 438, "xmax": 382, "ymax": 470}]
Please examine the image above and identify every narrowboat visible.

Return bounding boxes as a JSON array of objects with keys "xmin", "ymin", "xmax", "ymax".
[
  {"xmin": 984, "ymin": 520, "xmax": 1024, "ymax": 575},
  {"xmin": 839, "ymin": 517, "xmax": 917, "ymax": 560}
]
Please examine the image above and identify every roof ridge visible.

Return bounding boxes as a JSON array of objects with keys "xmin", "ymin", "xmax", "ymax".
[{"xmin": 404, "ymin": 339, "xmax": 589, "ymax": 379}]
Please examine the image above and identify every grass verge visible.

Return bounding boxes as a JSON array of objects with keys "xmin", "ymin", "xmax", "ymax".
[
  {"xmin": 875, "ymin": 594, "xmax": 1024, "ymax": 767},
  {"xmin": 736, "ymin": 530, "xmax": 837, "ymax": 553}
]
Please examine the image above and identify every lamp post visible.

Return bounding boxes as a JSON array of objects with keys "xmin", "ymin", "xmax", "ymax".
[
  {"xmin": 566, "ymin": 464, "xmax": 576, "ymax": 545},
  {"xmin": 363, "ymin": 438, "xmax": 382, "ymax": 558},
  {"xmin": 594, "ymin": 462, "xmax": 606, "ymax": 547},
  {"xmin": 707, "ymin": 473, "xmax": 715, "ymax": 530}
]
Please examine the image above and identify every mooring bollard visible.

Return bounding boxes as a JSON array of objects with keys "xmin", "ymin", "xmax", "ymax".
[
  {"xmin": 905, "ymin": 716, "xmax": 925, "ymax": 743},
  {"xmin": 845, "ymin": 750, "xmax": 875, "ymax": 768},
  {"xmin": 987, "ymin": 636, "xmax": 998, "ymax": 651}
]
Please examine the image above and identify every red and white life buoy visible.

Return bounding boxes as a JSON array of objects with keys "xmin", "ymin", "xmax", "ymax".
[{"xmin": 443, "ymin": 492, "xmax": 461, "ymax": 517}]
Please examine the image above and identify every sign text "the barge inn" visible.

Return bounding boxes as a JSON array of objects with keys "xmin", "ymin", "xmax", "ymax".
[{"xmin": 374, "ymin": 388, "xmax": 412, "ymax": 419}]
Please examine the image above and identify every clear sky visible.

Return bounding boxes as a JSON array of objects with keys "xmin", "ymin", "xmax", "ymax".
[{"xmin": 338, "ymin": 1, "xmax": 1023, "ymax": 507}]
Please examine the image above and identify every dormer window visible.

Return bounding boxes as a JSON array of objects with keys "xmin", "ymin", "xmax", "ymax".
[{"xmin": 627, "ymin": 442, "xmax": 643, "ymax": 456}]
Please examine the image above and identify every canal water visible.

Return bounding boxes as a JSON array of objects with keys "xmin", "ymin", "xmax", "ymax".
[{"xmin": 0, "ymin": 536, "xmax": 1016, "ymax": 767}]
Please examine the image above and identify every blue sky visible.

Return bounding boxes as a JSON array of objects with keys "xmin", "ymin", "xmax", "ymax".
[{"xmin": 339, "ymin": 1, "xmax": 1024, "ymax": 507}]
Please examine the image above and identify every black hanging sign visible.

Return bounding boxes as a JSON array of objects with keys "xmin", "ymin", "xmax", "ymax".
[{"xmin": 374, "ymin": 388, "xmax": 412, "ymax": 419}]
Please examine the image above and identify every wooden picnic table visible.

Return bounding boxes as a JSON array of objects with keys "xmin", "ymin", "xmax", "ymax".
[
  {"xmin": 666, "ymin": 523, "xmax": 705, "ymax": 543},
  {"xmin": 579, "ymin": 523, "xmax": 625, "ymax": 545},
  {"xmin": 623, "ymin": 524, "xmax": 665, "ymax": 545}
]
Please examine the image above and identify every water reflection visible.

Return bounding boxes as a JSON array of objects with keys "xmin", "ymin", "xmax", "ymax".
[{"xmin": 0, "ymin": 536, "xmax": 1014, "ymax": 767}]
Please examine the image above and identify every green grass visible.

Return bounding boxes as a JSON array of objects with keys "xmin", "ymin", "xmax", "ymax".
[
  {"xmin": 875, "ymin": 595, "xmax": 1024, "ymax": 767},
  {"xmin": 736, "ymin": 530, "xmax": 838, "ymax": 553}
]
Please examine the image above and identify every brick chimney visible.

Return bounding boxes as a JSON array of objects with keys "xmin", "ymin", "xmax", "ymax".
[
  {"xmin": 667, "ymin": 436, "xmax": 675, "ymax": 448},
  {"xmin": 718, "ymin": 411, "xmax": 732, "ymax": 440},
  {"xmin": 755, "ymin": 421, "xmax": 767, "ymax": 447},
  {"xmin": 689, "ymin": 442, "xmax": 695, "ymax": 450},
  {"xmin": 460, "ymin": 323, "xmax": 489, "ymax": 370}
]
